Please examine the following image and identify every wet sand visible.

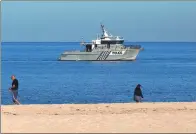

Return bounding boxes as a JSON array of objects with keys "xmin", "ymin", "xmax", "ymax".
[{"xmin": 1, "ymin": 102, "xmax": 196, "ymax": 133}]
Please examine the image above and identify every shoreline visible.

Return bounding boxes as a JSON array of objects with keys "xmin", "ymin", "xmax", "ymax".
[{"xmin": 2, "ymin": 102, "xmax": 196, "ymax": 133}]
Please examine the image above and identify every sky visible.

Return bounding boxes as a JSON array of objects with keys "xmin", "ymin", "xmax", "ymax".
[{"xmin": 2, "ymin": 1, "xmax": 196, "ymax": 42}]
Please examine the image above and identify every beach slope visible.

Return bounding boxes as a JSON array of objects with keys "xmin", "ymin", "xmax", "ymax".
[{"xmin": 1, "ymin": 102, "xmax": 196, "ymax": 133}]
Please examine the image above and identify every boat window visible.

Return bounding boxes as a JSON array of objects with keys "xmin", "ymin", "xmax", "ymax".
[{"xmin": 101, "ymin": 40, "xmax": 124, "ymax": 44}]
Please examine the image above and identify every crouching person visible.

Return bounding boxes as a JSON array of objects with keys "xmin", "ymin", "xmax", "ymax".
[{"xmin": 133, "ymin": 84, "xmax": 143, "ymax": 103}]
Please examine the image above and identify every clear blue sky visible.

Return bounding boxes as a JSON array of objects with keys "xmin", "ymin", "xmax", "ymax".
[{"xmin": 2, "ymin": 1, "xmax": 196, "ymax": 42}]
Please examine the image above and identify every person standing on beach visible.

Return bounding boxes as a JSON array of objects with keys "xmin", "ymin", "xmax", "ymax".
[
  {"xmin": 133, "ymin": 84, "xmax": 143, "ymax": 103},
  {"xmin": 9, "ymin": 75, "xmax": 20, "ymax": 105}
]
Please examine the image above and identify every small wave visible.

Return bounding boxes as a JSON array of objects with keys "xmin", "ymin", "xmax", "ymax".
[{"xmin": 1, "ymin": 59, "xmax": 58, "ymax": 62}]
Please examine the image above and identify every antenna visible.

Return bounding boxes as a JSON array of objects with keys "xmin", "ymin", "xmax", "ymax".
[
  {"xmin": 100, "ymin": 23, "xmax": 104, "ymax": 32},
  {"xmin": 100, "ymin": 22, "xmax": 102, "ymax": 26},
  {"xmin": 80, "ymin": 37, "xmax": 85, "ymax": 46}
]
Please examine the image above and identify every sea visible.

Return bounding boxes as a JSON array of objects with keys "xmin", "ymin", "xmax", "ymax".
[{"xmin": 1, "ymin": 42, "xmax": 196, "ymax": 105}]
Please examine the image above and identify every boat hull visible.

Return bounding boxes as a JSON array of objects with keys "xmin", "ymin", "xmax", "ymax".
[{"xmin": 58, "ymin": 49, "xmax": 140, "ymax": 61}]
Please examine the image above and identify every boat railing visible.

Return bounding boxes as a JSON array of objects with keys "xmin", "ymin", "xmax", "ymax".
[
  {"xmin": 126, "ymin": 45, "xmax": 141, "ymax": 49},
  {"xmin": 63, "ymin": 50, "xmax": 81, "ymax": 53}
]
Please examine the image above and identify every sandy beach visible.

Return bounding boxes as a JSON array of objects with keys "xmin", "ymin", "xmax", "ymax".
[{"xmin": 1, "ymin": 102, "xmax": 196, "ymax": 133}]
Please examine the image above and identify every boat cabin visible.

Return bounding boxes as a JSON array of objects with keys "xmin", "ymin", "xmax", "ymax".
[{"xmin": 83, "ymin": 24, "xmax": 125, "ymax": 52}]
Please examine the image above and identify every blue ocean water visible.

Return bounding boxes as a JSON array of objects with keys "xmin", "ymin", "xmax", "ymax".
[{"xmin": 1, "ymin": 42, "xmax": 196, "ymax": 105}]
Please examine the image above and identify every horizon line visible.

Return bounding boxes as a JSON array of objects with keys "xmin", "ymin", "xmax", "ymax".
[
  {"xmin": 1, "ymin": 41, "xmax": 196, "ymax": 43},
  {"xmin": 2, "ymin": 0, "xmax": 196, "ymax": 1}
]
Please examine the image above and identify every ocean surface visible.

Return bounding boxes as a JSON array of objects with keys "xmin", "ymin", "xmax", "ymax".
[{"xmin": 1, "ymin": 42, "xmax": 196, "ymax": 105}]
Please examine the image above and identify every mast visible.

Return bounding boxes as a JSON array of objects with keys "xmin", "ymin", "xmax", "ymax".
[{"xmin": 100, "ymin": 23, "xmax": 109, "ymax": 37}]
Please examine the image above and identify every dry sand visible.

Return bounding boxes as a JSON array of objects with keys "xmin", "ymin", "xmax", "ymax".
[{"xmin": 1, "ymin": 102, "xmax": 196, "ymax": 133}]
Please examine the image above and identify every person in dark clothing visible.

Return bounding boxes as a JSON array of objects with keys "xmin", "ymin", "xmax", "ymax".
[
  {"xmin": 9, "ymin": 75, "xmax": 20, "ymax": 105},
  {"xmin": 133, "ymin": 84, "xmax": 143, "ymax": 103}
]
